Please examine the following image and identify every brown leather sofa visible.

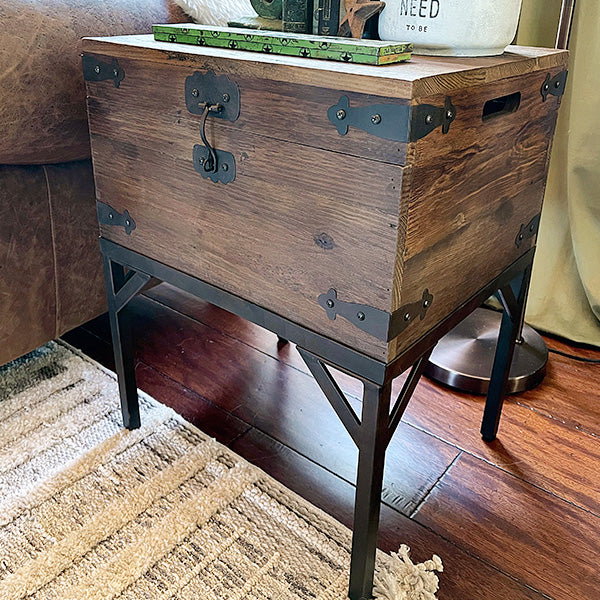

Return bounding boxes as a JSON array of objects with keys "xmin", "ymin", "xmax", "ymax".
[{"xmin": 0, "ymin": 0, "xmax": 186, "ymax": 366}]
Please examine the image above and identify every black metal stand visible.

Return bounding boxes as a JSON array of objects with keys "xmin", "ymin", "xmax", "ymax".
[{"xmin": 100, "ymin": 237, "xmax": 535, "ymax": 600}]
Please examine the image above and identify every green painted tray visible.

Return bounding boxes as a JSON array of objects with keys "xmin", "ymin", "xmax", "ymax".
[{"xmin": 153, "ymin": 24, "xmax": 412, "ymax": 65}]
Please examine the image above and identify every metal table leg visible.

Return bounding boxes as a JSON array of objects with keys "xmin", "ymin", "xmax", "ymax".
[
  {"xmin": 102, "ymin": 254, "xmax": 150, "ymax": 430},
  {"xmin": 481, "ymin": 262, "xmax": 533, "ymax": 442},
  {"xmin": 299, "ymin": 348, "xmax": 433, "ymax": 600}
]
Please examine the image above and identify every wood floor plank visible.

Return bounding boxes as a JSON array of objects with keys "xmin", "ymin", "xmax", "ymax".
[
  {"xmin": 232, "ymin": 428, "xmax": 549, "ymax": 600},
  {"xmin": 134, "ymin": 362, "xmax": 250, "ymax": 445},
  {"xmin": 405, "ymin": 379, "xmax": 600, "ymax": 517},
  {"xmin": 414, "ymin": 453, "xmax": 600, "ymax": 600},
  {"xmin": 82, "ymin": 294, "xmax": 460, "ymax": 516}
]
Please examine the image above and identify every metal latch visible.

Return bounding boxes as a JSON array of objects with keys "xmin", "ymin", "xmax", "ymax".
[{"xmin": 185, "ymin": 71, "xmax": 240, "ymax": 184}]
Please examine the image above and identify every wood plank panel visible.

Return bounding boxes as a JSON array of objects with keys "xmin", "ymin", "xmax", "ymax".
[
  {"xmin": 414, "ymin": 453, "xmax": 600, "ymax": 600},
  {"xmin": 86, "ymin": 55, "xmax": 411, "ymax": 165},
  {"xmin": 87, "ymin": 87, "xmax": 404, "ymax": 357},
  {"xmin": 233, "ymin": 428, "xmax": 550, "ymax": 600},
  {"xmin": 82, "ymin": 36, "xmax": 567, "ymax": 98},
  {"xmin": 389, "ymin": 67, "xmax": 566, "ymax": 359},
  {"xmin": 404, "ymin": 376, "xmax": 600, "ymax": 516}
]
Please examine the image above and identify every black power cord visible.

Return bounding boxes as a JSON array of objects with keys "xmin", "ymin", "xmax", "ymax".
[{"xmin": 548, "ymin": 348, "xmax": 600, "ymax": 364}]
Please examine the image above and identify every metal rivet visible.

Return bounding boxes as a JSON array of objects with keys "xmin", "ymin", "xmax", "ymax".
[
  {"xmin": 423, "ymin": 300, "xmax": 430, "ymax": 309},
  {"xmin": 222, "ymin": 93, "xmax": 230, "ymax": 102},
  {"xmin": 404, "ymin": 312, "xmax": 411, "ymax": 322},
  {"xmin": 326, "ymin": 299, "xmax": 335, "ymax": 308},
  {"xmin": 371, "ymin": 114, "xmax": 381, "ymax": 125},
  {"xmin": 446, "ymin": 110, "xmax": 454, "ymax": 119},
  {"xmin": 192, "ymin": 88, "xmax": 199, "ymax": 97},
  {"xmin": 94, "ymin": 65, "xmax": 101, "ymax": 74},
  {"xmin": 198, "ymin": 157, "xmax": 204, "ymax": 164},
  {"xmin": 125, "ymin": 219, "xmax": 131, "ymax": 226},
  {"xmin": 554, "ymin": 80, "xmax": 561, "ymax": 88},
  {"xmin": 543, "ymin": 83, "xmax": 550, "ymax": 91},
  {"xmin": 108, "ymin": 213, "xmax": 114, "ymax": 219},
  {"xmin": 113, "ymin": 68, "xmax": 119, "ymax": 77},
  {"xmin": 530, "ymin": 224, "xmax": 535, "ymax": 232},
  {"xmin": 519, "ymin": 233, "xmax": 524, "ymax": 241},
  {"xmin": 357, "ymin": 312, "xmax": 366, "ymax": 321},
  {"xmin": 425, "ymin": 114, "xmax": 433, "ymax": 124},
  {"xmin": 336, "ymin": 109, "xmax": 346, "ymax": 120},
  {"xmin": 222, "ymin": 163, "xmax": 229, "ymax": 171}
]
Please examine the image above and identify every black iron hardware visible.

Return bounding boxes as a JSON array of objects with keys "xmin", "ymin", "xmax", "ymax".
[
  {"xmin": 193, "ymin": 144, "xmax": 236, "ymax": 184},
  {"xmin": 516, "ymin": 213, "xmax": 541, "ymax": 248},
  {"xmin": 319, "ymin": 289, "xmax": 390, "ymax": 340},
  {"xmin": 327, "ymin": 96, "xmax": 411, "ymax": 142},
  {"xmin": 541, "ymin": 71, "xmax": 568, "ymax": 101},
  {"xmin": 388, "ymin": 289, "xmax": 434, "ymax": 339},
  {"xmin": 82, "ymin": 56, "xmax": 124, "ymax": 88},
  {"xmin": 97, "ymin": 201, "xmax": 136, "ymax": 235},
  {"xmin": 410, "ymin": 96, "xmax": 456, "ymax": 141},
  {"xmin": 185, "ymin": 71, "xmax": 240, "ymax": 183},
  {"xmin": 318, "ymin": 288, "xmax": 433, "ymax": 341}
]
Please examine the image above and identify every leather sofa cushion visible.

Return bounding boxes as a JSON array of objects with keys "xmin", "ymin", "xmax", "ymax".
[
  {"xmin": 0, "ymin": 0, "xmax": 186, "ymax": 165},
  {"xmin": 0, "ymin": 160, "xmax": 107, "ymax": 365}
]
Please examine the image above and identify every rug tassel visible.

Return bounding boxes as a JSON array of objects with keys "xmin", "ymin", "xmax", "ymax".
[{"xmin": 372, "ymin": 545, "xmax": 443, "ymax": 600}]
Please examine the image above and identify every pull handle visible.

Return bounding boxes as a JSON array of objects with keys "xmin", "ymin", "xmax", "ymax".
[
  {"xmin": 482, "ymin": 92, "xmax": 521, "ymax": 122},
  {"xmin": 198, "ymin": 103, "xmax": 223, "ymax": 173}
]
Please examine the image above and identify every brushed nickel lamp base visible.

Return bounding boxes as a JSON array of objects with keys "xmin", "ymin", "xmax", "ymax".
[{"xmin": 424, "ymin": 307, "xmax": 548, "ymax": 395}]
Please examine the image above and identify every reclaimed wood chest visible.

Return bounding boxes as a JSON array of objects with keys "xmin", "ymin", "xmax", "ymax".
[{"xmin": 82, "ymin": 35, "xmax": 568, "ymax": 364}]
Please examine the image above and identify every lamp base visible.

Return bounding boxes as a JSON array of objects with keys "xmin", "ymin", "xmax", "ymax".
[{"xmin": 424, "ymin": 308, "xmax": 548, "ymax": 395}]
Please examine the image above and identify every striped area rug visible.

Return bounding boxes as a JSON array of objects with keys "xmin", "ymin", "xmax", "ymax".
[{"xmin": 0, "ymin": 341, "xmax": 442, "ymax": 600}]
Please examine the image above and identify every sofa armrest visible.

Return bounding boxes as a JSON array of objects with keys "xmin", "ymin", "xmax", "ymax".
[{"xmin": 0, "ymin": 0, "xmax": 187, "ymax": 165}]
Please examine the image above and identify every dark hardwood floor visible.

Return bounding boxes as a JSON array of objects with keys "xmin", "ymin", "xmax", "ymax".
[{"xmin": 63, "ymin": 283, "xmax": 600, "ymax": 600}]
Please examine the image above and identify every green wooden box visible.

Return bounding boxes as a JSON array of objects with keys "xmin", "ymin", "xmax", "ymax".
[{"xmin": 153, "ymin": 24, "xmax": 412, "ymax": 65}]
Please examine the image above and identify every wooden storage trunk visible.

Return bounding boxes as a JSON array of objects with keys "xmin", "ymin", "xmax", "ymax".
[{"xmin": 83, "ymin": 35, "xmax": 568, "ymax": 363}]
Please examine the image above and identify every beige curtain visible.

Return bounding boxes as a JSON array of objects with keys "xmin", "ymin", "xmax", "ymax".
[{"xmin": 516, "ymin": 0, "xmax": 600, "ymax": 347}]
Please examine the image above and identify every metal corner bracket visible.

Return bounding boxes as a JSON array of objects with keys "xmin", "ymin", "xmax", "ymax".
[
  {"xmin": 318, "ymin": 288, "xmax": 433, "ymax": 342},
  {"xmin": 410, "ymin": 96, "xmax": 456, "ymax": 141},
  {"xmin": 516, "ymin": 213, "xmax": 541, "ymax": 248},
  {"xmin": 541, "ymin": 71, "xmax": 568, "ymax": 101},
  {"xmin": 97, "ymin": 201, "xmax": 136, "ymax": 235},
  {"xmin": 82, "ymin": 55, "xmax": 124, "ymax": 88}
]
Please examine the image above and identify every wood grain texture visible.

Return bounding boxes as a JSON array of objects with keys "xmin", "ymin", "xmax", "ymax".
[
  {"xmin": 81, "ymin": 35, "xmax": 567, "ymax": 98},
  {"xmin": 404, "ymin": 374, "xmax": 600, "ymax": 517},
  {"xmin": 87, "ymin": 75, "xmax": 404, "ymax": 358},
  {"xmin": 84, "ymin": 39, "xmax": 567, "ymax": 365},
  {"xmin": 414, "ymin": 453, "xmax": 600, "ymax": 600},
  {"xmin": 388, "ymin": 65, "xmax": 568, "ymax": 359}
]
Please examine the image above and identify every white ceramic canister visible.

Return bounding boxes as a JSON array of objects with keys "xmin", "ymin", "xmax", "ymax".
[{"xmin": 378, "ymin": 0, "xmax": 523, "ymax": 57}]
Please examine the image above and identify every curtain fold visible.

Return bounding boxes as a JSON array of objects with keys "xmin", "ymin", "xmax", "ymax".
[{"xmin": 517, "ymin": 0, "xmax": 600, "ymax": 347}]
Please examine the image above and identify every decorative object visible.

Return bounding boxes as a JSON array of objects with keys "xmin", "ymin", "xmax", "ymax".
[
  {"xmin": 154, "ymin": 24, "xmax": 412, "ymax": 64},
  {"xmin": 229, "ymin": 0, "xmax": 314, "ymax": 33},
  {"xmin": 338, "ymin": 0, "xmax": 386, "ymax": 38},
  {"xmin": 317, "ymin": 0, "xmax": 342, "ymax": 35},
  {"xmin": 379, "ymin": 0, "xmax": 523, "ymax": 56},
  {"xmin": 0, "ymin": 341, "xmax": 442, "ymax": 600},
  {"xmin": 172, "ymin": 0, "xmax": 255, "ymax": 26}
]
